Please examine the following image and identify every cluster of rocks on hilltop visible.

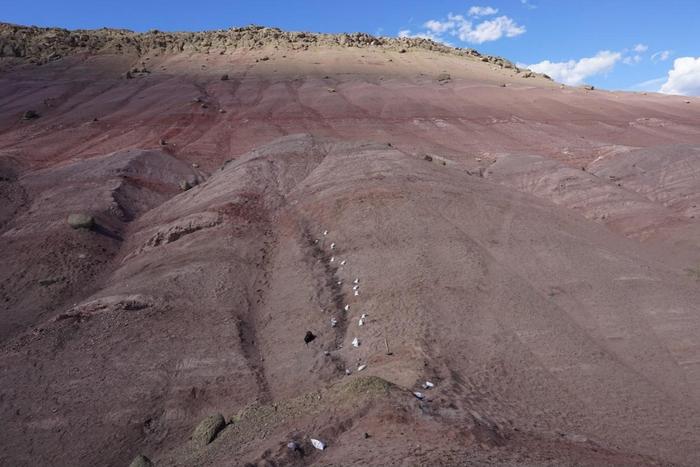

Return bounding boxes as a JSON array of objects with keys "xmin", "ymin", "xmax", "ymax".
[{"xmin": 0, "ymin": 23, "xmax": 548, "ymax": 79}]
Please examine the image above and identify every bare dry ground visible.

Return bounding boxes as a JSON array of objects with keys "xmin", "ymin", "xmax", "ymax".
[{"xmin": 2, "ymin": 24, "xmax": 700, "ymax": 466}]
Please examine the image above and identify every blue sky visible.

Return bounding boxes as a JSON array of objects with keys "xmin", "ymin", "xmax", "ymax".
[{"xmin": 4, "ymin": 0, "xmax": 700, "ymax": 95}]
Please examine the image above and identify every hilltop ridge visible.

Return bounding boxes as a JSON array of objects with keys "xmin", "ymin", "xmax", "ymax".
[{"xmin": 0, "ymin": 22, "xmax": 540, "ymax": 76}]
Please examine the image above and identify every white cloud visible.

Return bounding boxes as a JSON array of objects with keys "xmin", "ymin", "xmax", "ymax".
[
  {"xmin": 424, "ymin": 19, "xmax": 454, "ymax": 34},
  {"xmin": 621, "ymin": 44, "xmax": 649, "ymax": 65},
  {"xmin": 660, "ymin": 57, "xmax": 700, "ymax": 96},
  {"xmin": 459, "ymin": 16, "xmax": 525, "ymax": 43},
  {"xmin": 526, "ymin": 50, "xmax": 622, "ymax": 85},
  {"xmin": 520, "ymin": 0, "xmax": 537, "ymax": 9},
  {"xmin": 623, "ymin": 55, "xmax": 642, "ymax": 65},
  {"xmin": 628, "ymin": 77, "xmax": 666, "ymax": 92},
  {"xmin": 651, "ymin": 50, "xmax": 671, "ymax": 62},
  {"xmin": 401, "ymin": 9, "xmax": 525, "ymax": 45},
  {"xmin": 468, "ymin": 6, "xmax": 498, "ymax": 17}
]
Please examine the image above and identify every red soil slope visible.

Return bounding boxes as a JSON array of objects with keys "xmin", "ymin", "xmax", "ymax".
[{"xmin": 1, "ymin": 25, "xmax": 700, "ymax": 466}]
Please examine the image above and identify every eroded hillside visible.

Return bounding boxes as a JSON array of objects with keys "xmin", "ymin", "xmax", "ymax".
[{"xmin": 1, "ymin": 24, "xmax": 700, "ymax": 467}]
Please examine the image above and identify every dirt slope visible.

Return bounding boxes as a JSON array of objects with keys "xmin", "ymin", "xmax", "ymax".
[{"xmin": 1, "ymin": 24, "xmax": 700, "ymax": 467}]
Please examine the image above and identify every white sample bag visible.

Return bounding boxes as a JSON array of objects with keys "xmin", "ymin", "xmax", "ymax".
[{"xmin": 311, "ymin": 438, "xmax": 326, "ymax": 450}]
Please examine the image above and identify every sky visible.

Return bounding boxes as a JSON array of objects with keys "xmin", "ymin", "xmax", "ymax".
[{"xmin": 3, "ymin": 0, "xmax": 700, "ymax": 95}]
